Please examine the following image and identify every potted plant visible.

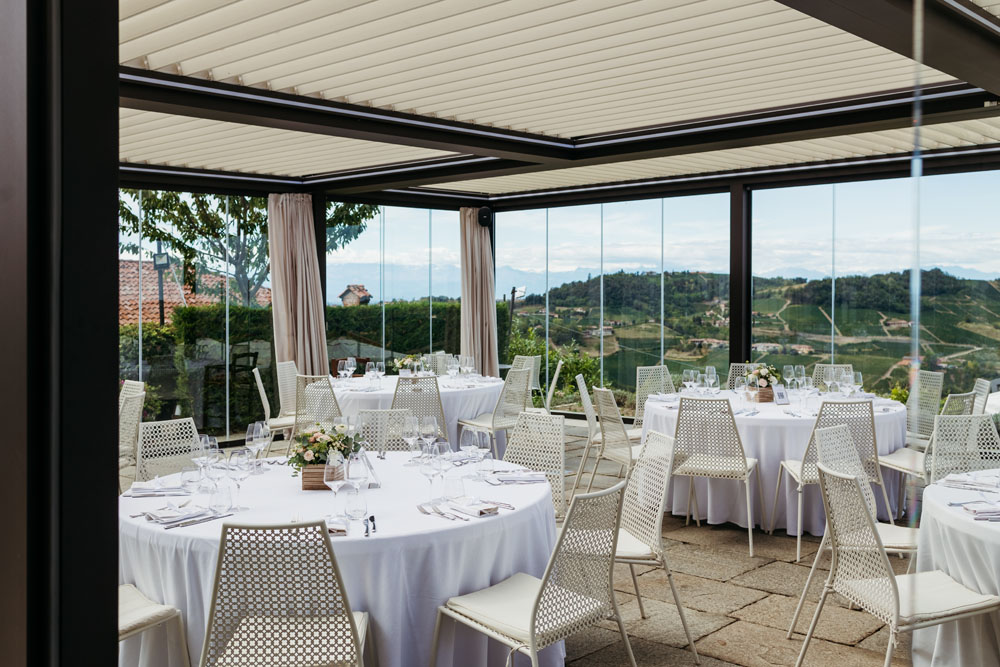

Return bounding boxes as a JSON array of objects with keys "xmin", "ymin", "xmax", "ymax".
[
  {"xmin": 287, "ymin": 423, "xmax": 364, "ymax": 490},
  {"xmin": 391, "ymin": 354, "xmax": 419, "ymax": 376},
  {"xmin": 746, "ymin": 364, "xmax": 781, "ymax": 402}
]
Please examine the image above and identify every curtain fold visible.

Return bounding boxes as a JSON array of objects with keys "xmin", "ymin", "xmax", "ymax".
[
  {"xmin": 268, "ymin": 193, "xmax": 329, "ymax": 376},
  {"xmin": 460, "ymin": 207, "xmax": 499, "ymax": 377}
]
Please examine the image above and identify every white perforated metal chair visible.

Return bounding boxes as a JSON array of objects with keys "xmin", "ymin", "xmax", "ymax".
[
  {"xmin": 770, "ymin": 400, "xmax": 894, "ymax": 562},
  {"xmin": 119, "ymin": 584, "xmax": 190, "ymax": 667},
  {"xmin": 634, "ymin": 365, "xmax": 676, "ymax": 429},
  {"xmin": 671, "ymin": 397, "xmax": 766, "ymax": 557},
  {"xmin": 585, "ymin": 387, "xmax": 644, "ymax": 492},
  {"xmin": 136, "ymin": 418, "xmax": 199, "ymax": 482},
  {"xmin": 119, "ymin": 390, "xmax": 145, "ymax": 490},
  {"xmin": 526, "ymin": 359, "xmax": 563, "ymax": 415},
  {"xmin": 928, "ymin": 414, "xmax": 1000, "ymax": 483},
  {"xmin": 726, "ymin": 363, "xmax": 753, "ymax": 390},
  {"xmin": 200, "ymin": 521, "xmax": 375, "ymax": 667},
  {"xmin": 358, "ymin": 408, "xmax": 412, "ymax": 455},
  {"xmin": 941, "ymin": 390, "xmax": 976, "ymax": 416},
  {"xmin": 571, "ymin": 375, "xmax": 642, "ymax": 494},
  {"xmin": 119, "ymin": 379, "xmax": 145, "ymax": 410},
  {"xmin": 430, "ymin": 353, "xmax": 450, "ymax": 376},
  {"xmin": 503, "ymin": 412, "xmax": 566, "ymax": 517},
  {"xmin": 795, "ymin": 462, "xmax": 1000, "ymax": 667},
  {"xmin": 390, "ymin": 375, "xmax": 448, "ymax": 440},
  {"xmin": 972, "ymin": 378, "xmax": 991, "ymax": 415},
  {"xmin": 616, "ymin": 431, "xmax": 700, "ymax": 664},
  {"xmin": 290, "ymin": 374, "xmax": 343, "ymax": 455},
  {"xmin": 251, "ymin": 367, "xmax": 295, "ymax": 439},
  {"xmin": 458, "ymin": 368, "xmax": 529, "ymax": 458},
  {"xmin": 429, "ymin": 481, "xmax": 635, "ymax": 667},
  {"xmin": 787, "ymin": 423, "xmax": 918, "ymax": 640},
  {"xmin": 275, "ymin": 360, "xmax": 298, "ymax": 418},
  {"xmin": 906, "ymin": 369, "xmax": 944, "ymax": 449},
  {"xmin": 811, "ymin": 363, "xmax": 854, "ymax": 389}
]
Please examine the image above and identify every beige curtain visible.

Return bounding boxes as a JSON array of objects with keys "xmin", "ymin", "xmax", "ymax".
[
  {"xmin": 460, "ymin": 207, "xmax": 499, "ymax": 376},
  {"xmin": 268, "ymin": 193, "xmax": 328, "ymax": 376}
]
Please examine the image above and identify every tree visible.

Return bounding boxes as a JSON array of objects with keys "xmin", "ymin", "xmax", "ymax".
[{"xmin": 118, "ymin": 190, "xmax": 378, "ymax": 307}]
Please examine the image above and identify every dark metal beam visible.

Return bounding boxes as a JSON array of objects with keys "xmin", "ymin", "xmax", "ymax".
[
  {"xmin": 729, "ymin": 183, "xmax": 752, "ymax": 365},
  {"xmin": 120, "ymin": 162, "xmax": 303, "ymax": 197},
  {"xmin": 776, "ymin": 0, "xmax": 1000, "ymax": 96},
  {"xmin": 312, "ymin": 191, "xmax": 327, "ymax": 305}
]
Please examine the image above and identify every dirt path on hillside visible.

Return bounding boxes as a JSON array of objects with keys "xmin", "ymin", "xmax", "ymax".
[{"xmin": 818, "ymin": 305, "xmax": 843, "ymax": 337}]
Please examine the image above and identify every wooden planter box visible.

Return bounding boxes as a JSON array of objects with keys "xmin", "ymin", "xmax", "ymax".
[
  {"xmin": 301, "ymin": 463, "xmax": 343, "ymax": 491},
  {"xmin": 757, "ymin": 387, "xmax": 774, "ymax": 403}
]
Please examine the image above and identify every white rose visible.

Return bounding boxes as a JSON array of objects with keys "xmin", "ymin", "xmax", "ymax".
[
  {"xmin": 303, "ymin": 450, "xmax": 314, "ymax": 462},
  {"xmin": 335, "ymin": 423, "xmax": 348, "ymax": 434}
]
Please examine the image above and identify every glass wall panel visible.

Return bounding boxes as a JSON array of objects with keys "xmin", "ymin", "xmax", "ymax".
[
  {"xmin": 663, "ymin": 194, "xmax": 731, "ymax": 386},
  {"xmin": 384, "ymin": 207, "xmax": 431, "ymax": 364},
  {"xmin": 430, "ymin": 209, "xmax": 462, "ymax": 354},
  {"xmin": 751, "ymin": 185, "xmax": 833, "ymax": 383}
]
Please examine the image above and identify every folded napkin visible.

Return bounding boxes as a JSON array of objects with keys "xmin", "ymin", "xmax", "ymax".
[
  {"xmin": 326, "ymin": 517, "xmax": 350, "ymax": 536},
  {"xmin": 448, "ymin": 497, "xmax": 499, "ymax": 517},
  {"xmin": 144, "ymin": 506, "xmax": 209, "ymax": 525},
  {"xmin": 648, "ymin": 392, "xmax": 679, "ymax": 402},
  {"xmin": 962, "ymin": 501, "xmax": 1000, "ymax": 517},
  {"xmin": 445, "ymin": 451, "xmax": 477, "ymax": 463},
  {"xmin": 940, "ymin": 473, "xmax": 1000, "ymax": 492},
  {"xmin": 125, "ymin": 481, "xmax": 190, "ymax": 497},
  {"xmin": 492, "ymin": 471, "xmax": 548, "ymax": 483}
]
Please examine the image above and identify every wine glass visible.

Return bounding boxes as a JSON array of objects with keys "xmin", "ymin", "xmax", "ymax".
[
  {"xmin": 447, "ymin": 356, "xmax": 460, "ymax": 378},
  {"xmin": 375, "ymin": 361, "xmax": 385, "ymax": 377},
  {"xmin": 733, "ymin": 376, "xmax": 747, "ymax": 413},
  {"xmin": 228, "ymin": 448, "xmax": 252, "ymax": 511},
  {"xmin": 365, "ymin": 361, "xmax": 375, "ymax": 377},
  {"xmin": 746, "ymin": 377, "xmax": 759, "ymax": 408},
  {"xmin": 854, "ymin": 371, "xmax": 864, "ymax": 394},
  {"xmin": 346, "ymin": 451, "xmax": 369, "ymax": 492},
  {"xmin": 681, "ymin": 369, "xmax": 692, "ymax": 394},
  {"xmin": 420, "ymin": 416, "xmax": 438, "ymax": 449},
  {"xmin": 419, "ymin": 457, "xmax": 439, "ymax": 502},
  {"xmin": 783, "ymin": 365, "xmax": 795, "ymax": 385},
  {"xmin": 706, "ymin": 372, "xmax": 719, "ymax": 394},
  {"xmin": 337, "ymin": 359, "xmax": 347, "ymax": 380},
  {"xmin": 190, "ymin": 437, "xmax": 207, "ymax": 481},
  {"xmin": 697, "ymin": 373, "xmax": 708, "ymax": 395},
  {"xmin": 324, "ymin": 453, "xmax": 346, "ymax": 516},
  {"xmin": 346, "ymin": 357, "xmax": 357, "ymax": 377},
  {"xmin": 402, "ymin": 416, "xmax": 421, "ymax": 465},
  {"xmin": 795, "ymin": 365, "xmax": 806, "ymax": 384}
]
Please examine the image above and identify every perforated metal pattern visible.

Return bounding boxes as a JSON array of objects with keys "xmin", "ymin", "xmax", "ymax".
[
  {"xmin": 533, "ymin": 482, "xmax": 625, "ymax": 649},
  {"xmin": 812, "ymin": 364, "xmax": 854, "ymax": 388},
  {"xmin": 817, "ymin": 465, "xmax": 898, "ymax": 626},
  {"xmin": 973, "ymin": 378, "xmax": 991, "ymax": 415},
  {"xmin": 814, "ymin": 424, "xmax": 879, "ymax": 517},
  {"xmin": 120, "ymin": 380, "xmax": 145, "ymax": 410},
  {"xmin": 276, "ymin": 360, "xmax": 298, "ymax": 417},
  {"xmin": 490, "ymin": 368, "xmax": 531, "ymax": 431},
  {"xmin": 575, "ymin": 374, "xmax": 599, "ymax": 443},
  {"xmin": 634, "ymin": 366, "xmax": 676, "ymax": 428},
  {"xmin": 593, "ymin": 388, "xmax": 633, "ymax": 464},
  {"xmin": 813, "ymin": 401, "xmax": 886, "ymax": 491},
  {"xmin": 504, "ymin": 413, "xmax": 566, "ymax": 516},
  {"xmin": 929, "ymin": 414, "xmax": 1000, "ymax": 483},
  {"xmin": 136, "ymin": 418, "xmax": 198, "ymax": 482},
  {"xmin": 358, "ymin": 409, "xmax": 412, "ymax": 452},
  {"xmin": 430, "ymin": 353, "xmax": 450, "ymax": 376},
  {"xmin": 293, "ymin": 375, "xmax": 343, "ymax": 438},
  {"xmin": 511, "ymin": 354, "xmax": 542, "ymax": 392},
  {"xmin": 671, "ymin": 398, "xmax": 749, "ymax": 480},
  {"xmin": 621, "ymin": 431, "xmax": 673, "ymax": 559},
  {"xmin": 726, "ymin": 364, "xmax": 753, "ymax": 390},
  {"xmin": 941, "ymin": 391, "xmax": 976, "ymax": 416},
  {"xmin": 390, "ymin": 376, "xmax": 447, "ymax": 438},
  {"xmin": 907, "ymin": 370, "xmax": 944, "ymax": 439},
  {"xmin": 119, "ymin": 390, "xmax": 145, "ymax": 470},
  {"xmin": 251, "ymin": 367, "xmax": 271, "ymax": 422},
  {"xmin": 201, "ymin": 522, "xmax": 363, "ymax": 666}
]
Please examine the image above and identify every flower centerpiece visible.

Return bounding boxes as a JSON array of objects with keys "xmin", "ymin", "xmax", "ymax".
[
  {"xmin": 745, "ymin": 363, "xmax": 781, "ymax": 402},
  {"xmin": 288, "ymin": 423, "xmax": 364, "ymax": 490},
  {"xmin": 392, "ymin": 354, "xmax": 419, "ymax": 375}
]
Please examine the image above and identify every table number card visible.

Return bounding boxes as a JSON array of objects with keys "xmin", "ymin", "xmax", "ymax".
[{"xmin": 773, "ymin": 384, "xmax": 790, "ymax": 405}]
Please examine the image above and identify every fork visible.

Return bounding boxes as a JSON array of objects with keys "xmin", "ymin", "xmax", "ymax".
[
  {"xmin": 434, "ymin": 504, "xmax": 469, "ymax": 521},
  {"xmin": 417, "ymin": 504, "xmax": 453, "ymax": 520}
]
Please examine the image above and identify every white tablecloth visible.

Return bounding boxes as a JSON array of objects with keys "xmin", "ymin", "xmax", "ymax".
[
  {"xmin": 640, "ymin": 391, "xmax": 907, "ymax": 534},
  {"xmin": 119, "ymin": 453, "xmax": 560, "ymax": 667},
  {"xmin": 329, "ymin": 375, "xmax": 506, "ymax": 454},
  {"xmin": 913, "ymin": 476, "xmax": 1000, "ymax": 666}
]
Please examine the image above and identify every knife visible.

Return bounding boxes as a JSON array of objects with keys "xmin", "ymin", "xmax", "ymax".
[{"xmin": 164, "ymin": 512, "xmax": 233, "ymax": 530}]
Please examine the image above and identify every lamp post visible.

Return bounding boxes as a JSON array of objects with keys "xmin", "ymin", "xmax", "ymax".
[{"xmin": 152, "ymin": 243, "xmax": 170, "ymax": 326}]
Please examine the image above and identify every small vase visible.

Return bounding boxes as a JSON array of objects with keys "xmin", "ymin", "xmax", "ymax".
[
  {"xmin": 301, "ymin": 463, "xmax": 342, "ymax": 491},
  {"xmin": 757, "ymin": 387, "xmax": 774, "ymax": 403}
]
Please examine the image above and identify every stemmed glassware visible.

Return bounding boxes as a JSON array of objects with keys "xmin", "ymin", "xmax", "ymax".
[
  {"xmin": 245, "ymin": 422, "xmax": 268, "ymax": 473},
  {"xmin": 375, "ymin": 361, "xmax": 385, "ymax": 387},
  {"xmin": 795, "ymin": 365, "xmax": 806, "ymax": 385},
  {"xmin": 733, "ymin": 376, "xmax": 747, "ymax": 413},
  {"xmin": 460, "ymin": 429, "xmax": 479, "ymax": 478},
  {"xmin": 196, "ymin": 435, "xmax": 220, "ymax": 491},
  {"xmin": 228, "ymin": 448, "xmax": 252, "ymax": 511},
  {"xmin": 419, "ymin": 416, "xmax": 438, "ymax": 452},
  {"xmin": 447, "ymin": 356, "xmax": 460, "ymax": 378},
  {"xmin": 746, "ymin": 377, "xmax": 759, "ymax": 408},
  {"xmin": 854, "ymin": 372, "xmax": 864, "ymax": 395},
  {"xmin": 402, "ymin": 416, "xmax": 422, "ymax": 465},
  {"xmin": 337, "ymin": 359, "xmax": 348, "ymax": 381},
  {"xmin": 419, "ymin": 454, "xmax": 439, "ymax": 503},
  {"xmin": 324, "ymin": 453, "xmax": 346, "ymax": 517},
  {"xmin": 783, "ymin": 365, "xmax": 795, "ymax": 386},
  {"xmin": 705, "ymin": 367, "xmax": 719, "ymax": 394},
  {"xmin": 697, "ymin": 373, "xmax": 708, "ymax": 395},
  {"xmin": 681, "ymin": 369, "xmax": 695, "ymax": 394}
]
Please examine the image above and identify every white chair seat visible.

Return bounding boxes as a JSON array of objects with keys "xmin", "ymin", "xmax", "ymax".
[
  {"xmin": 674, "ymin": 454, "xmax": 757, "ymax": 478},
  {"xmin": 875, "ymin": 523, "xmax": 919, "ymax": 552},
  {"xmin": 604, "ymin": 444, "xmax": 644, "ymax": 466},
  {"xmin": 840, "ymin": 571, "xmax": 1000, "ymax": 626},
  {"xmin": 267, "ymin": 415, "xmax": 296, "ymax": 430},
  {"xmin": 216, "ymin": 612, "xmax": 369, "ymax": 660},
  {"xmin": 446, "ymin": 572, "xmax": 605, "ymax": 645},
  {"xmin": 615, "ymin": 529, "xmax": 656, "ymax": 560},
  {"xmin": 594, "ymin": 427, "xmax": 642, "ymax": 443},
  {"xmin": 459, "ymin": 413, "xmax": 501, "ymax": 430},
  {"xmin": 780, "ymin": 459, "xmax": 816, "ymax": 486},
  {"xmin": 879, "ymin": 447, "xmax": 925, "ymax": 476},
  {"xmin": 524, "ymin": 407, "xmax": 549, "ymax": 415},
  {"xmin": 119, "ymin": 584, "xmax": 179, "ymax": 639},
  {"xmin": 905, "ymin": 433, "xmax": 931, "ymax": 451}
]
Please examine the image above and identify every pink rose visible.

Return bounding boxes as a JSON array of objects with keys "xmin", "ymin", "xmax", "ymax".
[
  {"xmin": 759, "ymin": 378, "xmax": 767, "ymax": 387},
  {"xmin": 303, "ymin": 450, "xmax": 315, "ymax": 462}
]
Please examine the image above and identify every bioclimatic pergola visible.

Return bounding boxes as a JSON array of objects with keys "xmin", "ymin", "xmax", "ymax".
[{"xmin": 3, "ymin": 0, "xmax": 1000, "ymax": 664}]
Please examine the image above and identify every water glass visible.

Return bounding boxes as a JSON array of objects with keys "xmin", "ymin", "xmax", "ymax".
[
  {"xmin": 733, "ymin": 376, "xmax": 747, "ymax": 412},
  {"xmin": 342, "ymin": 485, "xmax": 367, "ymax": 527},
  {"xmin": 228, "ymin": 449, "xmax": 252, "ymax": 511},
  {"xmin": 477, "ymin": 452, "xmax": 495, "ymax": 479},
  {"xmin": 444, "ymin": 475, "xmax": 466, "ymax": 501},
  {"xmin": 180, "ymin": 466, "xmax": 200, "ymax": 493},
  {"xmin": 209, "ymin": 485, "xmax": 232, "ymax": 514},
  {"xmin": 460, "ymin": 429, "xmax": 478, "ymax": 456}
]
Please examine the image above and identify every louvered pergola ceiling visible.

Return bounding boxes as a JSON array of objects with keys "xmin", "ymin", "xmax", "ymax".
[{"xmin": 118, "ymin": 0, "xmax": 1000, "ymax": 206}]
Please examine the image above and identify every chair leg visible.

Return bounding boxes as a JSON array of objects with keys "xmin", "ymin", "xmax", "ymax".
[
  {"xmin": 755, "ymin": 467, "xmax": 767, "ymax": 535},
  {"xmin": 586, "ymin": 454, "xmax": 601, "ymax": 492},
  {"xmin": 491, "ymin": 432, "xmax": 498, "ymax": 459},
  {"xmin": 788, "ymin": 532, "xmax": 827, "ymax": 638},
  {"xmin": 690, "ymin": 480, "xmax": 702, "ymax": 528},
  {"xmin": 744, "ymin": 478, "xmax": 754, "ymax": 558},
  {"xmin": 572, "ymin": 439, "xmax": 594, "ymax": 493},
  {"xmin": 878, "ymin": 481, "xmax": 895, "ymax": 526},
  {"xmin": 896, "ymin": 471, "xmax": 906, "ymax": 519},
  {"xmin": 685, "ymin": 480, "xmax": 693, "ymax": 526},
  {"xmin": 618, "ymin": 463, "xmax": 626, "ymax": 478},
  {"xmin": 173, "ymin": 612, "xmax": 191, "ymax": 667},
  {"xmin": 794, "ymin": 586, "xmax": 831, "ymax": 667},
  {"xmin": 629, "ymin": 563, "xmax": 646, "ymax": 619},
  {"xmin": 796, "ymin": 487, "xmax": 803, "ymax": 563},
  {"xmin": 614, "ymin": 612, "xmax": 638, "ymax": 667},
  {"xmin": 769, "ymin": 467, "xmax": 783, "ymax": 534},
  {"xmin": 664, "ymin": 563, "xmax": 700, "ymax": 664},
  {"xmin": 883, "ymin": 629, "xmax": 896, "ymax": 667},
  {"xmin": 429, "ymin": 609, "xmax": 443, "ymax": 667}
]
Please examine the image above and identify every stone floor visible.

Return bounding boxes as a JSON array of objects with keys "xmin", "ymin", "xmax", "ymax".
[{"xmin": 120, "ymin": 422, "xmax": 918, "ymax": 666}]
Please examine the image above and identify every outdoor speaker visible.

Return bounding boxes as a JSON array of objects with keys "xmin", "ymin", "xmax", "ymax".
[{"xmin": 478, "ymin": 206, "xmax": 493, "ymax": 227}]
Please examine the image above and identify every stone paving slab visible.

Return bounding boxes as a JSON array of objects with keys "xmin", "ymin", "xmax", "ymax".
[
  {"xmin": 666, "ymin": 524, "xmax": 821, "ymax": 562},
  {"xmin": 663, "ymin": 543, "xmax": 773, "ymax": 581},
  {"xmin": 733, "ymin": 594, "xmax": 884, "ymax": 645},
  {"xmin": 570, "ymin": 636, "xmax": 737, "ymax": 666},
  {"xmin": 653, "ymin": 571, "xmax": 770, "ymax": 615},
  {"xmin": 601, "ymin": 596, "xmax": 736, "ymax": 648}
]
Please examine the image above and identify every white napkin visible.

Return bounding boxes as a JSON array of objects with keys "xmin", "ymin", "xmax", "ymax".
[
  {"xmin": 962, "ymin": 501, "xmax": 1000, "ymax": 516},
  {"xmin": 940, "ymin": 473, "xmax": 1000, "ymax": 492},
  {"xmin": 144, "ymin": 506, "xmax": 209, "ymax": 524},
  {"xmin": 648, "ymin": 392, "xmax": 678, "ymax": 402},
  {"xmin": 446, "ymin": 451, "xmax": 477, "ymax": 463},
  {"xmin": 326, "ymin": 517, "xmax": 350, "ymax": 536},
  {"xmin": 492, "ymin": 471, "xmax": 547, "ymax": 483},
  {"xmin": 448, "ymin": 497, "xmax": 499, "ymax": 517},
  {"xmin": 126, "ymin": 481, "xmax": 190, "ymax": 497}
]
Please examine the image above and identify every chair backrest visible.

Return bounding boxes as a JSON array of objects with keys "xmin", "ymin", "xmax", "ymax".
[
  {"xmin": 119, "ymin": 379, "xmax": 146, "ymax": 411},
  {"xmin": 972, "ymin": 378, "xmax": 991, "ymax": 415},
  {"xmin": 593, "ymin": 387, "xmax": 632, "ymax": 462},
  {"xmin": 358, "ymin": 408, "xmax": 411, "ymax": 453},
  {"xmin": 275, "ymin": 360, "xmax": 298, "ymax": 417},
  {"xmin": 251, "ymin": 367, "xmax": 271, "ymax": 422},
  {"xmin": 490, "ymin": 368, "xmax": 530, "ymax": 431},
  {"xmin": 511, "ymin": 354, "xmax": 542, "ymax": 392},
  {"xmin": 390, "ymin": 376, "xmax": 447, "ymax": 438},
  {"xmin": 431, "ymin": 353, "xmax": 450, "ymax": 376},
  {"xmin": 136, "ymin": 418, "xmax": 198, "ymax": 482},
  {"xmin": 294, "ymin": 375, "xmax": 342, "ymax": 438},
  {"xmin": 814, "ymin": 424, "xmax": 878, "ymax": 517},
  {"xmin": 941, "ymin": 391, "xmax": 976, "ymax": 416},
  {"xmin": 726, "ymin": 363, "xmax": 752, "ymax": 390},
  {"xmin": 812, "ymin": 363, "xmax": 854, "ymax": 388},
  {"xmin": 504, "ymin": 412, "xmax": 566, "ymax": 516},
  {"xmin": 816, "ymin": 463, "xmax": 898, "ymax": 627},
  {"xmin": 575, "ymin": 373, "xmax": 599, "ymax": 442},
  {"xmin": 928, "ymin": 414, "xmax": 1000, "ymax": 483},
  {"xmin": 621, "ymin": 431, "xmax": 674, "ymax": 558},
  {"xmin": 200, "ymin": 521, "xmax": 364, "ymax": 667},
  {"xmin": 798, "ymin": 401, "xmax": 879, "ymax": 486},
  {"xmin": 531, "ymin": 481, "xmax": 626, "ymax": 649},
  {"xmin": 671, "ymin": 398, "xmax": 749, "ymax": 479},
  {"xmin": 907, "ymin": 370, "xmax": 944, "ymax": 438},
  {"xmin": 634, "ymin": 365, "xmax": 676, "ymax": 427},
  {"xmin": 119, "ymin": 390, "xmax": 145, "ymax": 470},
  {"xmin": 543, "ymin": 359, "xmax": 564, "ymax": 413}
]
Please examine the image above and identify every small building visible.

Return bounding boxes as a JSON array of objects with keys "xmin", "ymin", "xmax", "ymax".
[{"xmin": 339, "ymin": 284, "xmax": 372, "ymax": 307}]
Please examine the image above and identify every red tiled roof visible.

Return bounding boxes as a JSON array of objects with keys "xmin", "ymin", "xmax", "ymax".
[
  {"xmin": 338, "ymin": 284, "xmax": 371, "ymax": 299},
  {"xmin": 119, "ymin": 259, "xmax": 271, "ymax": 325}
]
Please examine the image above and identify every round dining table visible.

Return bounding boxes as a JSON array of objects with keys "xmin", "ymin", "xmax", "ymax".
[
  {"xmin": 330, "ymin": 374, "xmax": 506, "ymax": 453},
  {"xmin": 639, "ymin": 390, "xmax": 907, "ymax": 534},
  {"xmin": 912, "ymin": 472, "xmax": 1000, "ymax": 667},
  {"xmin": 119, "ymin": 453, "xmax": 561, "ymax": 667}
]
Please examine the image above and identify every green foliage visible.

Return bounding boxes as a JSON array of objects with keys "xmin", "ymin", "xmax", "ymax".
[
  {"xmin": 506, "ymin": 324, "xmax": 602, "ymax": 392},
  {"xmin": 119, "ymin": 323, "xmax": 179, "ymax": 420},
  {"xmin": 890, "ymin": 382, "xmax": 910, "ymax": 405}
]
